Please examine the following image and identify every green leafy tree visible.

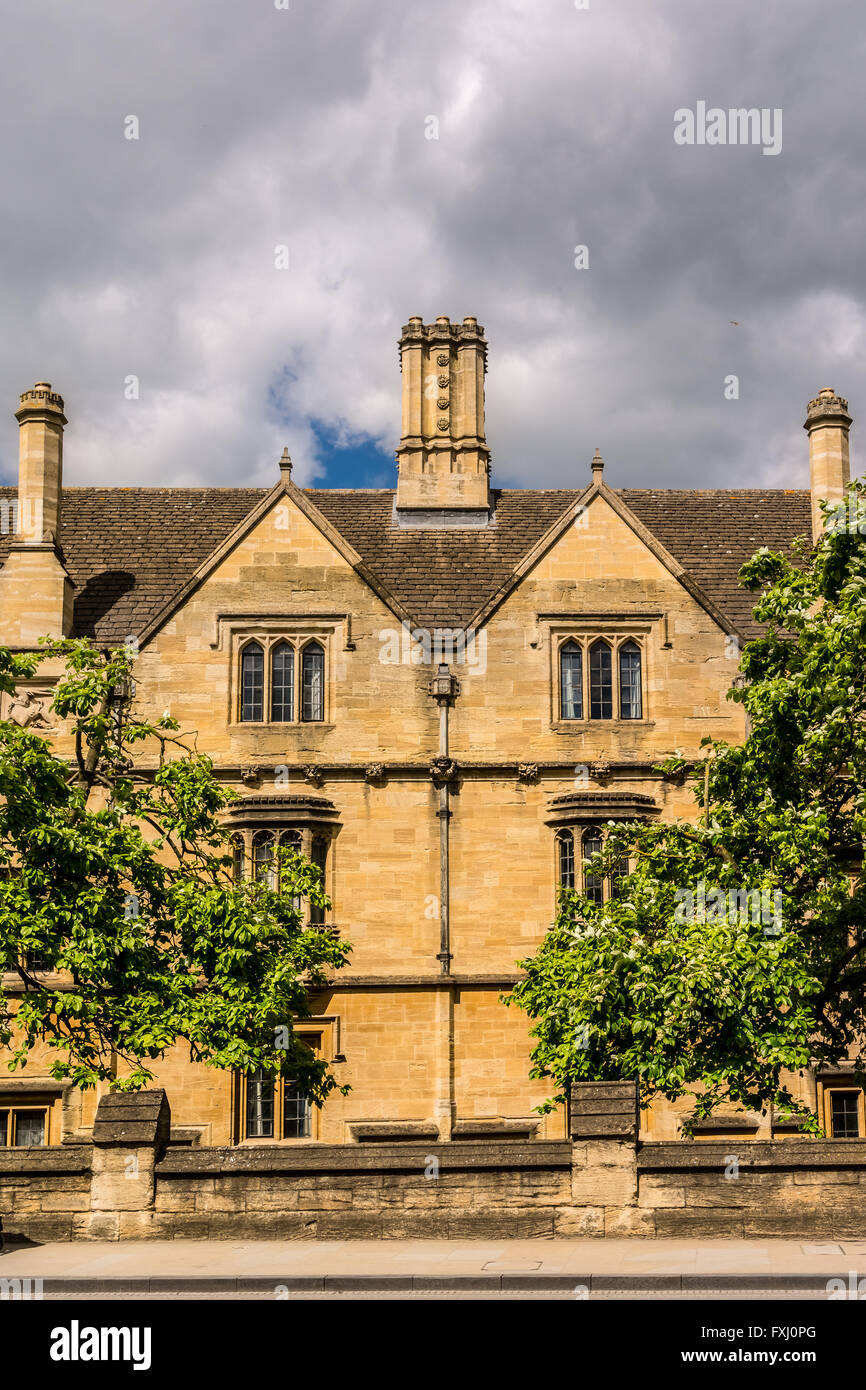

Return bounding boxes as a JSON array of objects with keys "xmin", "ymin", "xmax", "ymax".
[
  {"xmin": 507, "ymin": 482, "xmax": 866, "ymax": 1134},
  {"xmin": 0, "ymin": 639, "xmax": 350, "ymax": 1098}
]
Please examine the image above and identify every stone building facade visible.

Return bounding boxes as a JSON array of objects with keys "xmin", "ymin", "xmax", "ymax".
[{"xmin": 0, "ymin": 318, "xmax": 860, "ymax": 1165}]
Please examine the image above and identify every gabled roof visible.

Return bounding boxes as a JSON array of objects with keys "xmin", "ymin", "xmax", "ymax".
[{"xmin": 0, "ymin": 485, "xmax": 812, "ymax": 646}]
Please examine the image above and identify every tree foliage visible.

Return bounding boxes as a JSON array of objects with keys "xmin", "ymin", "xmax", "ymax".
[
  {"xmin": 508, "ymin": 483, "xmax": 866, "ymax": 1133},
  {"xmin": 0, "ymin": 639, "xmax": 349, "ymax": 1098}
]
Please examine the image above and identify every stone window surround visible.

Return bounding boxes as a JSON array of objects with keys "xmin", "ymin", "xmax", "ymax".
[
  {"xmin": 231, "ymin": 1021, "xmax": 343, "ymax": 1145},
  {"xmin": 547, "ymin": 792, "xmax": 659, "ymax": 910},
  {"xmin": 237, "ymin": 632, "xmax": 328, "ymax": 726},
  {"xmin": 541, "ymin": 614, "xmax": 657, "ymax": 731},
  {"xmin": 553, "ymin": 824, "xmax": 627, "ymax": 904},
  {"xmin": 0, "ymin": 1088, "xmax": 64, "ymax": 1146},
  {"xmin": 214, "ymin": 615, "xmax": 349, "ymax": 729},
  {"xmin": 817, "ymin": 1075, "xmax": 866, "ymax": 1139}
]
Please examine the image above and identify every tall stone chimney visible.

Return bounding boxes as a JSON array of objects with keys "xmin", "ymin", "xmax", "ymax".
[
  {"xmin": 804, "ymin": 387, "xmax": 852, "ymax": 542},
  {"xmin": 0, "ymin": 382, "xmax": 73, "ymax": 642},
  {"xmin": 395, "ymin": 315, "xmax": 491, "ymax": 517}
]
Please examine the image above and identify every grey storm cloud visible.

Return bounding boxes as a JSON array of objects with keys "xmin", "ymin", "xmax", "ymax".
[{"xmin": 0, "ymin": 0, "xmax": 864, "ymax": 492}]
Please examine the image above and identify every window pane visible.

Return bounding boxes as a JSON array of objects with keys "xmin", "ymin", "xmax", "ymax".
[
  {"xmin": 830, "ymin": 1092, "xmax": 861, "ymax": 1138},
  {"xmin": 619, "ymin": 641, "xmax": 642, "ymax": 720},
  {"xmin": 14, "ymin": 1110, "xmax": 46, "ymax": 1147},
  {"xmin": 582, "ymin": 827, "xmax": 604, "ymax": 905},
  {"xmin": 283, "ymin": 1082, "xmax": 311, "ymax": 1139},
  {"xmin": 0, "ymin": 1110, "xmax": 8, "ymax": 1146},
  {"xmin": 270, "ymin": 643, "xmax": 294, "ymax": 722},
  {"xmin": 301, "ymin": 643, "xmax": 325, "ymax": 722},
  {"xmin": 560, "ymin": 642, "xmax": 583, "ymax": 720},
  {"xmin": 589, "ymin": 642, "xmax": 612, "ymax": 720},
  {"xmin": 240, "ymin": 643, "xmax": 264, "ymax": 722},
  {"xmin": 280, "ymin": 830, "xmax": 303, "ymax": 910},
  {"xmin": 609, "ymin": 856, "xmax": 630, "ymax": 900},
  {"xmin": 310, "ymin": 836, "xmax": 328, "ymax": 926},
  {"xmin": 557, "ymin": 832, "xmax": 575, "ymax": 890},
  {"xmin": 231, "ymin": 836, "xmax": 245, "ymax": 883},
  {"xmin": 253, "ymin": 833, "xmax": 276, "ymax": 888},
  {"xmin": 246, "ymin": 1071, "xmax": 274, "ymax": 1139}
]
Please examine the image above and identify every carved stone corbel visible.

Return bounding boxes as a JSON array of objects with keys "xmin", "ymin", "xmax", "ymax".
[{"xmin": 429, "ymin": 756, "xmax": 457, "ymax": 787}]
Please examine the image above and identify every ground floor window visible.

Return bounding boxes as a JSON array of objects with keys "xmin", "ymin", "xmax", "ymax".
[
  {"xmin": 238, "ymin": 1035, "xmax": 321, "ymax": 1141},
  {"xmin": 821, "ymin": 1086, "xmax": 865, "ymax": 1138},
  {"xmin": 0, "ymin": 1106, "xmax": 47, "ymax": 1146}
]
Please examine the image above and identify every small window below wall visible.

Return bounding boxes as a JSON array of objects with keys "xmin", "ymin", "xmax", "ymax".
[
  {"xmin": 555, "ymin": 635, "xmax": 645, "ymax": 724},
  {"xmin": 555, "ymin": 825, "xmax": 630, "ymax": 905},
  {"xmin": 820, "ymin": 1085, "xmax": 865, "ymax": 1138},
  {"xmin": 0, "ymin": 1106, "xmax": 48, "ymax": 1147},
  {"xmin": 238, "ymin": 1036, "xmax": 321, "ymax": 1141},
  {"xmin": 237, "ymin": 635, "xmax": 329, "ymax": 725}
]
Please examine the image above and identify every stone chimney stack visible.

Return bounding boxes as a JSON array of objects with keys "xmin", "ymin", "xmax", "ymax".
[
  {"xmin": 14, "ymin": 382, "xmax": 66, "ymax": 543},
  {"xmin": 0, "ymin": 382, "xmax": 73, "ymax": 642},
  {"xmin": 395, "ymin": 315, "xmax": 491, "ymax": 516},
  {"xmin": 804, "ymin": 387, "xmax": 852, "ymax": 542}
]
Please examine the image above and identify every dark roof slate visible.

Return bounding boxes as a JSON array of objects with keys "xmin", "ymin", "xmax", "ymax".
[{"xmin": 0, "ymin": 484, "xmax": 812, "ymax": 645}]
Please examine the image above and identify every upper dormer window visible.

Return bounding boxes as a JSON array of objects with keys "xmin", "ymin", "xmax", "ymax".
[
  {"xmin": 557, "ymin": 636, "xmax": 645, "ymax": 723},
  {"xmin": 239, "ymin": 637, "xmax": 327, "ymax": 725}
]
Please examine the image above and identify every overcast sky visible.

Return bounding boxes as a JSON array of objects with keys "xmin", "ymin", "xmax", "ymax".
[{"xmin": 1, "ymin": 0, "xmax": 863, "ymax": 494}]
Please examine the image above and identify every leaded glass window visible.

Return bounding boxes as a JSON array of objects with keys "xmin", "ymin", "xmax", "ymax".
[
  {"xmin": 557, "ymin": 830, "xmax": 575, "ymax": 890},
  {"xmin": 609, "ymin": 855, "xmax": 630, "ymax": 900},
  {"xmin": 270, "ymin": 642, "xmax": 295, "ymax": 722},
  {"xmin": 830, "ymin": 1091, "xmax": 861, "ymax": 1138},
  {"xmin": 301, "ymin": 642, "xmax": 325, "ymax": 722},
  {"xmin": 588, "ymin": 641, "xmax": 612, "ymax": 720},
  {"xmin": 582, "ymin": 826, "xmax": 604, "ymax": 905},
  {"xmin": 309, "ymin": 835, "xmax": 328, "ymax": 925},
  {"xmin": 240, "ymin": 642, "xmax": 264, "ymax": 722},
  {"xmin": 281, "ymin": 830, "xmax": 303, "ymax": 909},
  {"xmin": 560, "ymin": 641, "xmax": 583, "ymax": 720},
  {"xmin": 619, "ymin": 641, "xmax": 642, "ymax": 720},
  {"xmin": 231, "ymin": 836, "xmax": 245, "ymax": 883},
  {"xmin": 253, "ymin": 831, "xmax": 276, "ymax": 888},
  {"xmin": 283, "ymin": 1082, "xmax": 312, "ymax": 1138},
  {"xmin": 245, "ymin": 1070, "xmax": 274, "ymax": 1139}
]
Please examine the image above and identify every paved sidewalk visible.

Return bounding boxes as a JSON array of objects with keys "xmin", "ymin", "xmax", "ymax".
[{"xmin": 2, "ymin": 1238, "xmax": 866, "ymax": 1295}]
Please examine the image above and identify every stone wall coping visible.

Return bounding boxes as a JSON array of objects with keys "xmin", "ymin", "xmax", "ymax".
[
  {"xmin": 638, "ymin": 1139, "xmax": 866, "ymax": 1171},
  {"xmin": 157, "ymin": 1140, "xmax": 572, "ymax": 1176},
  {"xmin": 0, "ymin": 1145, "xmax": 91, "ymax": 1175}
]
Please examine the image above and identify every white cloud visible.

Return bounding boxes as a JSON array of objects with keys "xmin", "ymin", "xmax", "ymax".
[{"xmin": 1, "ymin": 0, "xmax": 864, "ymax": 493}]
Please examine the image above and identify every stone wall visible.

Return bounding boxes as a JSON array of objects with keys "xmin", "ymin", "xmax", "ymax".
[{"xmin": 2, "ymin": 1085, "xmax": 866, "ymax": 1243}]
